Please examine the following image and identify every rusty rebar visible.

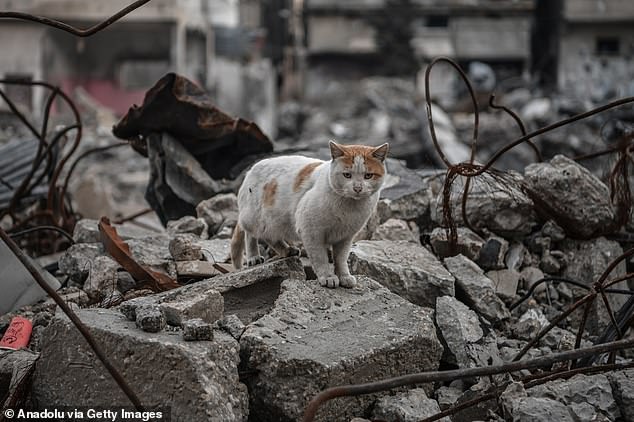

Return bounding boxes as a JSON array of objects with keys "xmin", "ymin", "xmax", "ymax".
[
  {"xmin": 0, "ymin": 227, "xmax": 145, "ymax": 410},
  {"xmin": 0, "ymin": 0, "xmax": 153, "ymax": 37},
  {"xmin": 303, "ymin": 337, "xmax": 634, "ymax": 422}
]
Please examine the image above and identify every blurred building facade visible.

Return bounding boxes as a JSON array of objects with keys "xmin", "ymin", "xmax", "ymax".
[
  {"xmin": 558, "ymin": 0, "xmax": 634, "ymax": 100},
  {"xmin": 0, "ymin": 0, "xmax": 281, "ymax": 136}
]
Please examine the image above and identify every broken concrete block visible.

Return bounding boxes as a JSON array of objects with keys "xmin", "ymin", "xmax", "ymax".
[
  {"xmin": 182, "ymin": 318, "xmax": 214, "ymax": 341},
  {"xmin": 435, "ymin": 296, "xmax": 483, "ymax": 368},
  {"xmin": 240, "ymin": 276, "xmax": 443, "ymax": 422},
  {"xmin": 510, "ymin": 397, "xmax": 574, "ymax": 422},
  {"xmin": 372, "ymin": 388, "xmax": 449, "ymax": 422},
  {"xmin": 126, "ymin": 236, "xmax": 177, "ymax": 279},
  {"xmin": 429, "ymin": 226, "xmax": 484, "ymax": 261},
  {"xmin": 505, "ymin": 241, "xmax": 527, "ymax": 272},
  {"xmin": 116, "ymin": 271, "xmax": 137, "ymax": 293},
  {"xmin": 436, "ymin": 385, "xmax": 463, "ymax": 410},
  {"xmin": 31, "ymin": 309, "xmax": 248, "ymax": 421},
  {"xmin": 167, "ymin": 215, "xmax": 209, "ymax": 239},
  {"xmin": 58, "ymin": 243, "xmax": 105, "ymax": 283},
  {"xmin": 217, "ymin": 314, "xmax": 246, "ymax": 340},
  {"xmin": 524, "ymin": 155, "xmax": 616, "ymax": 238},
  {"xmin": 443, "ymin": 254, "xmax": 510, "ymax": 324},
  {"xmin": 527, "ymin": 374, "xmax": 620, "ymax": 421},
  {"xmin": 608, "ymin": 369, "xmax": 634, "ymax": 421},
  {"xmin": 72, "ymin": 218, "xmax": 162, "ymax": 244},
  {"xmin": 120, "ymin": 285, "xmax": 224, "ymax": 327},
  {"xmin": 486, "ymin": 269, "xmax": 520, "ymax": 301},
  {"xmin": 196, "ymin": 193, "xmax": 239, "ymax": 235},
  {"xmin": 540, "ymin": 250, "xmax": 562, "ymax": 274},
  {"xmin": 1, "ymin": 349, "xmax": 39, "ymax": 409},
  {"xmin": 169, "ymin": 235, "xmax": 203, "ymax": 261},
  {"xmin": 193, "ymin": 238, "xmax": 232, "ymax": 263},
  {"xmin": 499, "ymin": 381, "xmax": 527, "ymax": 418},
  {"xmin": 541, "ymin": 219, "xmax": 566, "ymax": 242},
  {"xmin": 512, "ymin": 308, "xmax": 549, "ymax": 341},
  {"xmin": 349, "ymin": 240, "xmax": 455, "ymax": 308},
  {"xmin": 175, "ymin": 261, "xmax": 224, "ymax": 278},
  {"xmin": 476, "ymin": 234, "xmax": 508, "ymax": 271},
  {"xmin": 371, "ymin": 218, "xmax": 420, "ymax": 243},
  {"xmin": 430, "ymin": 171, "xmax": 536, "ymax": 238},
  {"xmin": 83, "ymin": 255, "xmax": 120, "ymax": 300},
  {"xmin": 561, "ymin": 237, "xmax": 628, "ymax": 334},
  {"xmin": 135, "ymin": 304, "xmax": 166, "ymax": 333}
]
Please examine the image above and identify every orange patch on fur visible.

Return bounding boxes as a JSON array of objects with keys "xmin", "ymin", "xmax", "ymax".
[
  {"xmin": 262, "ymin": 179, "xmax": 278, "ymax": 207},
  {"xmin": 293, "ymin": 162, "xmax": 322, "ymax": 192},
  {"xmin": 338, "ymin": 145, "xmax": 386, "ymax": 177}
]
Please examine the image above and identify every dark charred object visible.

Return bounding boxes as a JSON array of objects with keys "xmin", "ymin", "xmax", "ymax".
[{"xmin": 113, "ymin": 73, "xmax": 274, "ymax": 224}]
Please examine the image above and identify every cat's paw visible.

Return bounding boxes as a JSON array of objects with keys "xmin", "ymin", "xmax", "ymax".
[
  {"xmin": 338, "ymin": 275, "xmax": 357, "ymax": 288},
  {"xmin": 246, "ymin": 255, "xmax": 265, "ymax": 267},
  {"xmin": 319, "ymin": 275, "xmax": 340, "ymax": 289}
]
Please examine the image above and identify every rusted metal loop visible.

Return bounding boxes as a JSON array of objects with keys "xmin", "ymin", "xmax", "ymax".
[
  {"xmin": 488, "ymin": 93, "xmax": 543, "ymax": 162},
  {"xmin": 0, "ymin": 0, "xmax": 153, "ymax": 37},
  {"xmin": 424, "ymin": 57, "xmax": 480, "ymax": 167}
]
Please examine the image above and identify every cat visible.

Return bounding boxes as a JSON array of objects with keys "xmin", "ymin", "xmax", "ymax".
[{"xmin": 230, "ymin": 141, "xmax": 389, "ymax": 288}]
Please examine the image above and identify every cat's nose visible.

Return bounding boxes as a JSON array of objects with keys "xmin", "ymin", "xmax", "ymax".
[{"xmin": 353, "ymin": 186, "xmax": 362, "ymax": 193}]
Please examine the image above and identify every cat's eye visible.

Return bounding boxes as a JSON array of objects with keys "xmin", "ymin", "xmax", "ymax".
[
  {"xmin": 364, "ymin": 173, "xmax": 374, "ymax": 179},
  {"xmin": 342, "ymin": 172, "xmax": 352, "ymax": 178}
]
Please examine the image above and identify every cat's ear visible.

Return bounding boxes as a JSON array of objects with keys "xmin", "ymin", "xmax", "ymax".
[
  {"xmin": 372, "ymin": 143, "xmax": 389, "ymax": 162},
  {"xmin": 329, "ymin": 140, "xmax": 346, "ymax": 159}
]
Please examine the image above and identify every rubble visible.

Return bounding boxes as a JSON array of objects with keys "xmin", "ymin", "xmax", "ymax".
[
  {"xmin": 371, "ymin": 218, "xmax": 420, "ymax": 243},
  {"xmin": 169, "ymin": 235, "xmax": 203, "ymax": 261},
  {"xmin": 435, "ymin": 296, "xmax": 484, "ymax": 368},
  {"xmin": 348, "ymin": 240, "xmax": 455, "ymax": 308},
  {"xmin": 240, "ymin": 276, "xmax": 442, "ymax": 421},
  {"xmin": 444, "ymin": 255, "xmax": 511, "ymax": 325},
  {"xmin": 429, "ymin": 226, "xmax": 484, "ymax": 261},
  {"xmin": 182, "ymin": 318, "xmax": 214, "ymax": 341},
  {"xmin": 372, "ymin": 388, "xmax": 449, "ymax": 422},
  {"xmin": 166, "ymin": 216, "xmax": 209, "ymax": 239},
  {"xmin": 82, "ymin": 255, "xmax": 120, "ymax": 301},
  {"xmin": 0, "ymin": 348, "xmax": 39, "ymax": 409},
  {"xmin": 31, "ymin": 308, "xmax": 248, "ymax": 421},
  {"xmin": 196, "ymin": 193, "xmax": 239, "ymax": 237},
  {"xmin": 477, "ymin": 234, "xmax": 509, "ymax": 271}
]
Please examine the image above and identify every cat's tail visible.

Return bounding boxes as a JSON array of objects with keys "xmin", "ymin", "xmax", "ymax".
[{"xmin": 230, "ymin": 223, "xmax": 245, "ymax": 269}]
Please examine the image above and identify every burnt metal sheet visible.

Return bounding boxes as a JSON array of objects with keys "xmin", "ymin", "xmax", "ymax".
[{"xmin": 113, "ymin": 73, "xmax": 274, "ymax": 180}]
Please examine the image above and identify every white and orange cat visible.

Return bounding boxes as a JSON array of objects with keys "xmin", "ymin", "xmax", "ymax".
[{"xmin": 231, "ymin": 141, "xmax": 389, "ymax": 288}]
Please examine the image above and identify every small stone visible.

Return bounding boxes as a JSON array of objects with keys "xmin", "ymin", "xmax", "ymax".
[
  {"xmin": 116, "ymin": 271, "xmax": 137, "ymax": 293},
  {"xmin": 182, "ymin": 318, "xmax": 214, "ymax": 341},
  {"xmin": 58, "ymin": 243, "xmax": 105, "ymax": 283},
  {"xmin": 505, "ymin": 242, "xmax": 527, "ymax": 272},
  {"xmin": 429, "ymin": 226, "xmax": 484, "ymax": 261},
  {"xmin": 520, "ymin": 266, "xmax": 546, "ymax": 294},
  {"xmin": 436, "ymin": 386, "xmax": 463, "ymax": 410},
  {"xmin": 512, "ymin": 308, "xmax": 549, "ymax": 341},
  {"xmin": 217, "ymin": 314, "xmax": 246, "ymax": 340},
  {"xmin": 443, "ymin": 255, "xmax": 510, "ymax": 324},
  {"xmin": 166, "ymin": 216, "xmax": 209, "ymax": 239},
  {"xmin": 196, "ymin": 193, "xmax": 238, "ymax": 235},
  {"xmin": 135, "ymin": 304, "xmax": 166, "ymax": 333},
  {"xmin": 371, "ymin": 218, "xmax": 420, "ymax": 243},
  {"xmin": 486, "ymin": 269, "xmax": 520, "ymax": 301},
  {"xmin": 83, "ymin": 255, "xmax": 120, "ymax": 300},
  {"xmin": 499, "ymin": 382, "xmax": 527, "ymax": 418},
  {"xmin": 540, "ymin": 251, "xmax": 561, "ymax": 274},
  {"xmin": 541, "ymin": 220, "xmax": 566, "ymax": 242},
  {"xmin": 476, "ymin": 234, "xmax": 509, "ymax": 270},
  {"xmin": 556, "ymin": 281, "xmax": 573, "ymax": 301},
  {"xmin": 608, "ymin": 369, "xmax": 634, "ymax": 421},
  {"xmin": 372, "ymin": 388, "xmax": 449, "ymax": 422},
  {"xmin": 169, "ymin": 235, "xmax": 203, "ymax": 261},
  {"xmin": 510, "ymin": 397, "xmax": 574, "ymax": 422}
]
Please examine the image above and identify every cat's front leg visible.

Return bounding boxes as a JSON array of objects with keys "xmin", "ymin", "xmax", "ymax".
[
  {"xmin": 333, "ymin": 239, "xmax": 356, "ymax": 288},
  {"xmin": 303, "ymin": 237, "xmax": 338, "ymax": 288}
]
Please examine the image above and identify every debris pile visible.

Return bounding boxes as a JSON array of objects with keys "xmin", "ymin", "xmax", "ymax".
[{"xmin": 2, "ymin": 63, "xmax": 634, "ymax": 422}]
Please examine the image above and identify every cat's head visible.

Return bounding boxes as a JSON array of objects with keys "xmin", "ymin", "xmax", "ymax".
[{"xmin": 328, "ymin": 141, "xmax": 389, "ymax": 199}]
